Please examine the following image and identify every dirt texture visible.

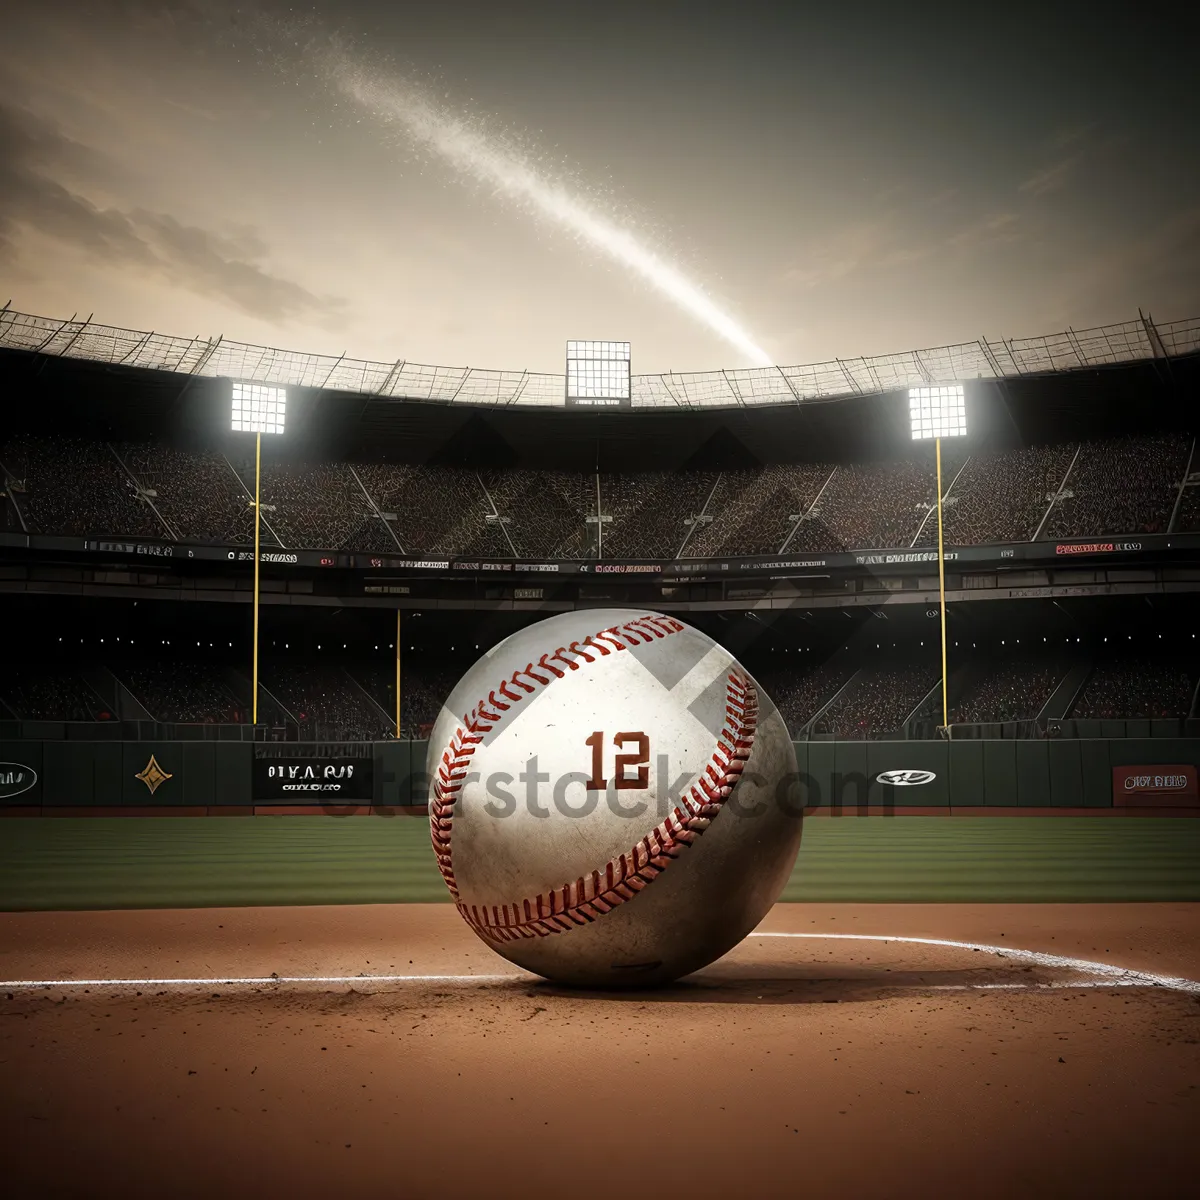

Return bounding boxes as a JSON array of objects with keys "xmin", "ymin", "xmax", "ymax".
[{"xmin": 3, "ymin": 902, "xmax": 1199, "ymax": 1199}]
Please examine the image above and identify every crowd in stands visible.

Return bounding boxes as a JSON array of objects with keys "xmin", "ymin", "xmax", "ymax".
[
  {"xmin": 600, "ymin": 471, "xmax": 721, "ymax": 559},
  {"xmin": 952, "ymin": 658, "xmax": 1065, "ymax": 724},
  {"xmin": 1, "ymin": 433, "xmax": 1193, "ymax": 557},
  {"xmin": 119, "ymin": 445, "xmax": 261, "ymax": 545},
  {"xmin": 812, "ymin": 665, "xmax": 937, "ymax": 739},
  {"xmin": 917, "ymin": 445, "xmax": 1076, "ymax": 546},
  {"xmin": 3, "ymin": 437, "xmax": 164, "ymax": 539},
  {"xmin": 1070, "ymin": 660, "xmax": 1195, "ymax": 720},
  {"xmin": 346, "ymin": 661, "xmax": 457, "ymax": 737},
  {"xmin": 788, "ymin": 457, "xmax": 960, "ymax": 554},
  {"xmin": 348, "ymin": 662, "xmax": 399, "ymax": 728},
  {"xmin": 685, "ymin": 465, "xmax": 833, "ymax": 557},
  {"xmin": 1174, "ymin": 482, "xmax": 1200, "ymax": 532},
  {"xmin": 1041, "ymin": 434, "xmax": 1189, "ymax": 538},
  {"xmin": 0, "ymin": 657, "xmax": 449, "ymax": 734},
  {"xmin": 246, "ymin": 462, "xmax": 397, "ymax": 554},
  {"xmin": 117, "ymin": 662, "xmax": 244, "ymax": 723},
  {"xmin": 396, "ymin": 666, "xmax": 459, "ymax": 736},
  {"xmin": 481, "ymin": 470, "xmax": 593, "ymax": 559},
  {"xmin": 352, "ymin": 463, "xmax": 504, "ymax": 556},
  {"xmin": 756, "ymin": 659, "xmax": 855, "ymax": 734},
  {"xmin": 0, "ymin": 668, "xmax": 111, "ymax": 721},
  {"xmin": 1, "ymin": 651, "xmax": 1193, "ymax": 733},
  {"xmin": 263, "ymin": 664, "xmax": 395, "ymax": 741},
  {"xmin": 594, "ymin": 473, "xmax": 659, "ymax": 555}
]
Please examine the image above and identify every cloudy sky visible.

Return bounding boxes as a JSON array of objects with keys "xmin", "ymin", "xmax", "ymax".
[{"xmin": 1, "ymin": 0, "xmax": 1197, "ymax": 374}]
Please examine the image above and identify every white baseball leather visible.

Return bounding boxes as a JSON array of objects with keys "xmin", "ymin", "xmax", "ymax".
[{"xmin": 428, "ymin": 609, "xmax": 803, "ymax": 987}]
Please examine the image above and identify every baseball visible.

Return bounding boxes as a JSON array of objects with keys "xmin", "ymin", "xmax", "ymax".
[{"xmin": 427, "ymin": 609, "xmax": 803, "ymax": 987}]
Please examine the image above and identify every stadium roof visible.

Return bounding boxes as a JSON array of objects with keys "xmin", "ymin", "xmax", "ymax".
[{"xmin": 1, "ymin": 304, "xmax": 1197, "ymax": 411}]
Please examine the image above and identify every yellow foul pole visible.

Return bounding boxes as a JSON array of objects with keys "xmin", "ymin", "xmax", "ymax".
[
  {"xmin": 395, "ymin": 609, "xmax": 402, "ymax": 739},
  {"xmin": 252, "ymin": 431, "xmax": 262, "ymax": 725},
  {"xmin": 936, "ymin": 436, "xmax": 949, "ymax": 731}
]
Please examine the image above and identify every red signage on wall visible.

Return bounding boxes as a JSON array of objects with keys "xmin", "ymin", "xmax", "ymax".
[{"xmin": 1112, "ymin": 765, "xmax": 1198, "ymax": 806}]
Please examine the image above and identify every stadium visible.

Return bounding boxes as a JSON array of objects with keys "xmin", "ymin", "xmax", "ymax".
[
  {"xmin": 3, "ymin": 300, "xmax": 1199, "ymax": 1196},
  {"xmin": 3, "ymin": 0, "xmax": 1200, "ymax": 1189},
  {"xmin": 2, "ymin": 305, "xmax": 1199, "ymax": 756}
]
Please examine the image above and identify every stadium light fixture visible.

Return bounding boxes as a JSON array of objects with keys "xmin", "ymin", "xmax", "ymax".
[
  {"xmin": 909, "ymin": 384, "xmax": 967, "ymax": 735},
  {"xmin": 908, "ymin": 384, "xmax": 966, "ymax": 441},
  {"xmin": 230, "ymin": 381, "xmax": 287, "ymax": 726},
  {"xmin": 566, "ymin": 340, "xmax": 631, "ymax": 407},
  {"xmin": 231, "ymin": 381, "xmax": 287, "ymax": 435}
]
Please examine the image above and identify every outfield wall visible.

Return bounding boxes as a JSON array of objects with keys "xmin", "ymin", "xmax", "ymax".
[{"xmin": 2, "ymin": 739, "xmax": 1198, "ymax": 814}]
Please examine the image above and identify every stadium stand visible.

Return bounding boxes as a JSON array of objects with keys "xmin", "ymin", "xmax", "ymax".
[
  {"xmin": 2, "ymin": 437, "xmax": 164, "ymax": 539},
  {"xmin": 916, "ymin": 444, "xmax": 1077, "ymax": 546},
  {"xmin": 684, "ymin": 464, "xmax": 833, "ymax": 557},
  {"xmin": 346, "ymin": 660, "xmax": 466, "ymax": 738},
  {"xmin": 399, "ymin": 666, "xmax": 460, "ymax": 737},
  {"xmin": 118, "ymin": 445, "xmax": 262, "ymax": 545},
  {"xmin": 1174, "ymin": 482, "xmax": 1200, "ymax": 532},
  {"xmin": 116, "ymin": 661, "xmax": 245, "ymax": 724},
  {"xmin": 600, "ymin": 471, "xmax": 720, "ymax": 559},
  {"xmin": 1070, "ymin": 659, "xmax": 1195, "ymax": 720},
  {"xmin": 0, "ymin": 667, "xmax": 112, "ymax": 721},
  {"xmin": 348, "ymin": 662, "xmax": 399, "ymax": 733},
  {"xmin": 755, "ymin": 659, "xmax": 855, "ymax": 735},
  {"xmin": 263, "ymin": 663, "xmax": 394, "ymax": 741},
  {"xmin": 1041, "ymin": 434, "xmax": 1189, "ymax": 538},
  {"xmin": 788, "ymin": 456, "xmax": 963, "ymax": 553},
  {"xmin": 237, "ymin": 460, "xmax": 397, "ymax": 553},
  {"xmin": 1, "ymin": 433, "xmax": 1195, "ymax": 557},
  {"xmin": 0, "ymin": 640, "xmax": 1192, "ymax": 738},
  {"xmin": 479, "ymin": 469, "xmax": 592, "ymax": 559},
  {"xmin": 352, "ymin": 464, "xmax": 505, "ymax": 556},
  {"xmin": 812, "ymin": 664, "xmax": 938, "ymax": 739},
  {"xmin": 952, "ymin": 658, "xmax": 1066, "ymax": 723}
]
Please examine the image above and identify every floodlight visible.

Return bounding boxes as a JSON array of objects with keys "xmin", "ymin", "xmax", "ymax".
[
  {"xmin": 906, "ymin": 385, "xmax": 965, "ymax": 737},
  {"xmin": 229, "ymin": 380, "xmax": 287, "ymax": 729},
  {"xmin": 908, "ymin": 384, "xmax": 966, "ymax": 441},
  {"xmin": 566, "ymin": 340, "xmax": 631, "ymax": 406},
  {"xmin": 231, "ymin": 381, "xmax": 287, "ymax": 434}
]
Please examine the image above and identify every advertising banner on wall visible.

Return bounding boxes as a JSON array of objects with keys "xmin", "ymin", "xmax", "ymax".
[
  {"xmin": 1112, "ymin": 765, "xmax": 1198, "ymax": 806},
  {"xmin": 253, "ymin": 757, "xmax": 374, "ymax": 801},
  {"xmin": 0, "ymin": 758, "xmax": 40, "ymax": 803},
  {"xmin": 5, "ymin": 527, "xmax": 1191, "ymax": 581}
]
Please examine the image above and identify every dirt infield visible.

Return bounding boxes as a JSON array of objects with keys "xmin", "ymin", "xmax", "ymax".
[{"xmin": 3, "ymin": 903, "xmax": 1199, "ymax": 1199}]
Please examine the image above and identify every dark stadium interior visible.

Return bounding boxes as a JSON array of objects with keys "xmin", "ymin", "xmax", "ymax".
[
  {"xmin": 2, "ymin": 593, "xmax": 1195, "ymax": 741},
  {"xmin": 2, "ymin": 344, "xmax": 1196, "ymax": 473},
  {"xmin": 2, "ymin": 338, "xmax": 1197, "ymax": 747},
  {"xmin": 2, "ymin": 348, "xmax": 1198, "ymax": 561}
]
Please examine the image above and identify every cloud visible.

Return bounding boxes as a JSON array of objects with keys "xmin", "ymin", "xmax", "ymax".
[
  {"xmin": 781, "ymin": 220, "xmax": 926, "ymax": 290},
  {"xmin": 0, "ymin": 103, "xmax": 345, "ymax": 326},
  {"xmin": 1051, "ymin": 204, "xmax": 1200, "ymax": 320},
  {"xmin": 945, "ymin": 211, "xmax": 1021, "ymax": 253},
  {"xmin": 1047, "ymin": 122, "xmax": 1098, "ymax": 151},
  {"xmin": 1018, "ymin": 153, "xmax": 1082, "ymax": 197},
  {"xmin": 161, "ymin": 97, "xmax": 226, "ymax": 123},
  {"xmin": 780, "ymin": 206, "xmax": 1021, "ymax": 292}
]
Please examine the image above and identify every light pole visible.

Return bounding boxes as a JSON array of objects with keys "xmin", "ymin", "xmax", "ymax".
[
  {"xmin": 400, "ymin": 614, "xmax": 410, "ymax": 734},
  {"xmin": 908, "ymin": 384, "xmax": 967, "ymax": 732},
  {"xmin": 231, "ymin": 381, "xmax": 286, "ymax": 725}
]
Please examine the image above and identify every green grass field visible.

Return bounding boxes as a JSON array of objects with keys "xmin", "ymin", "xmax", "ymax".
[{"xmin": 2, "ymin": 816, "xmax": 1199, "ymax": 910}]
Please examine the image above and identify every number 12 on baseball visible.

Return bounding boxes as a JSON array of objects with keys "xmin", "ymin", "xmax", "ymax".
[{"xmin": 584, "ymin": 731, "xmax": 650, "ymax": 791}]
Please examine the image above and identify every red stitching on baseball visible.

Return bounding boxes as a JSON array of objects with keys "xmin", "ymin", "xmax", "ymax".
[{"xmin": 429, "ymin": 614, "xmax": 757, "ymax": 940}]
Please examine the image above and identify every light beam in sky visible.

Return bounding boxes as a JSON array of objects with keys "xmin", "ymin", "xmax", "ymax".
[{"xmin": 328, "ymin": 62, "xmax": 774, "ymax": 367}]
